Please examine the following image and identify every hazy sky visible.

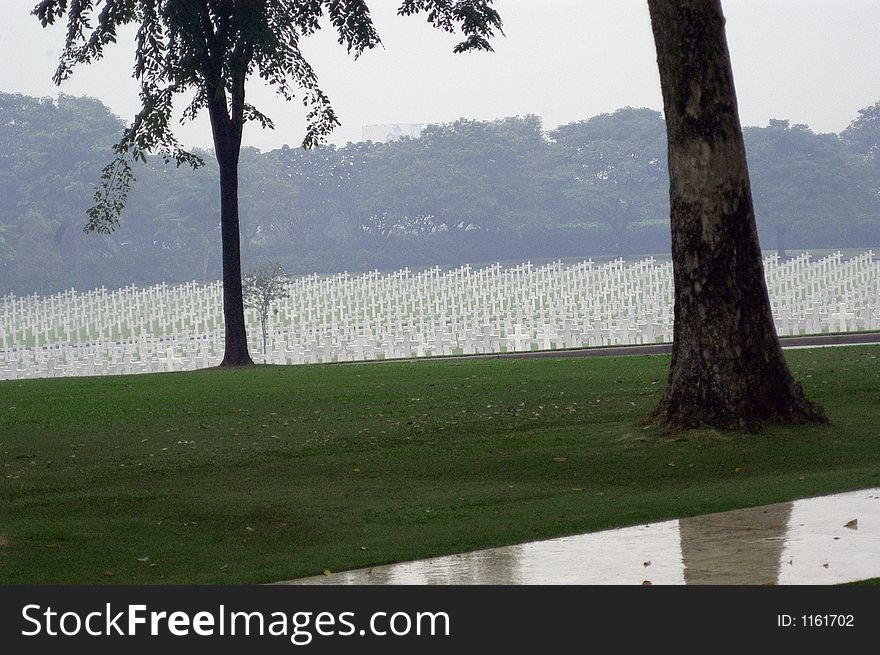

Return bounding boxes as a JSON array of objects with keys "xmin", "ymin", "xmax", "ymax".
[{"xmin": 1, "ymin": 0, "xmax": 878, "ymax": 151}]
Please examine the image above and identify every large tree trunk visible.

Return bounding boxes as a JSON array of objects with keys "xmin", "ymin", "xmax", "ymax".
[
  {"xmin": 645, "ymin": 0, "xmax": 826, "ymax": 431},
  {"xmin": 208, "ymin": 93, "xmax": 253, "ymax": 367}
]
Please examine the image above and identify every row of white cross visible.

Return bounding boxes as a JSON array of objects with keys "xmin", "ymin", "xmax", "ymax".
[{"xmin": 1, "ymin": 251, "xmax": 877, "ymax": 380}]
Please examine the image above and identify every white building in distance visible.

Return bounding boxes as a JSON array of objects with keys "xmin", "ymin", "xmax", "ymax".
[{"xmin": 362, "ymin": 123, "xmax": 425, "ymax": 143}]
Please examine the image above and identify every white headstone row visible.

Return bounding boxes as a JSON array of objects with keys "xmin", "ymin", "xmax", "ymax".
[{"xmin": 1, "ymin": 251, "xmax": 877, "ymax": 380}]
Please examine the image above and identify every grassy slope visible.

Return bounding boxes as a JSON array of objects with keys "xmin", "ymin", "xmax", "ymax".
[{"xmin": 1, "ymin": 346, "xmax": 878, "ymax": 584}]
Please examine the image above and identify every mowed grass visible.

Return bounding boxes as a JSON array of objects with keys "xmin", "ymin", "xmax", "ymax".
[{"xmin": 1, "ymin": 346, "xmax": 878, "ymax": 584}]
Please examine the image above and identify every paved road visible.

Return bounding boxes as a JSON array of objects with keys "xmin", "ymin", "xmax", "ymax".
[{"xmin": 416, "ymin": 331, "xmax": 880, "ymax": 363}]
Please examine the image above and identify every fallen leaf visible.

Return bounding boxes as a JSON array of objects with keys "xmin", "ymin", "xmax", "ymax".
[
  {"xmin": 643, "ymin": 561, "xmax": 651, "ymax": 567},
  {"xmin": 352, "ymin": 467, "xmax": 361, "ymax": 473},
  {"xmin": 844, "ymin": 519, "xmax": 858, "ymax": 530},
  {"xmin": 642, "ymin": 580, "xmax": 652, "ymax": 585},
  {"xmin": 137, "ymin": 556, "xmax": 150, "ymax": 563},
  {"xmin": 45, "ymin": 543, "xmax": 58, "ymax": 549},
  {"xmin": 103, "ymin": 571, "xmax": 114, "ymax": 577},
  {"xmin": 553, "ymin": 456, "xmax": 566, "ymax": 463},
  {"xmin": 323, "ymin": 569, "xmax": 332, "ymax": 576},
  {"xmin": 245, "ymin": 526, "xmax": 255, "ymax": 532}
]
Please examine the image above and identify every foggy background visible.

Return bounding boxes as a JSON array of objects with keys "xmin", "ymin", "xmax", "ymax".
[{"xmin": 1, "ymin": 0, "xmax": 878, "ymax": 295}]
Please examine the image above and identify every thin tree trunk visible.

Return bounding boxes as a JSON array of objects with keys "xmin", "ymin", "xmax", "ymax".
[
  {"xmin": 73, "ymin": 232, "xmax": 83, "ymax": 290},
  {"xmin": 202, "ymin": 242, "xmax": 210, "ymax": 283},
  {"xmin": 776, "ymin": 226, "xmax": 788, "ymax": 261},
  {"xmin": 216, "ymin": 144, "xmax": 253, "ymax": 366},
  {"xmin": 208, "ymin": 90, "xmax": 253, "ymax": 367},
  {"xmin": 645, "ymin": 0, "xmax": 826, "ymax": 431},
  {"xmin": 260, "ymin": 300, "xmax": 269, "ymax": 356},
  {"xmin": 609, "ymin": 203, "xmax": 630, "ymax": 256}
]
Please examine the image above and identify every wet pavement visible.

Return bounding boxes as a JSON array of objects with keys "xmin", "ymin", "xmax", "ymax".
[{"xmin": 280, "ymin": 487, "xmax": 880, "ymax": 585}]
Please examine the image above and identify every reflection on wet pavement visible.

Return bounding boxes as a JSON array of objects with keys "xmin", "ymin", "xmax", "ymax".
[
  {"xmin": 680, "ymin": 502, "xmax": 793, "ymax": 585},
  {"xmin": 280, "ymin": 488, "xmax": 880, "ymax": 585}
]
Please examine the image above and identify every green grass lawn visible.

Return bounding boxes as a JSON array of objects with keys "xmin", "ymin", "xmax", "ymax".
[{"xmin": 1, "ymin": 346, "xmax": 878, "ymax": 584}]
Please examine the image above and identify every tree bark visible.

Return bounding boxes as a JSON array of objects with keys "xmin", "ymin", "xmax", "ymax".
[
  {"xmin": 645, "ymin": 0, "xmax": 826, "ymax": 431},
  {"xmin": 208, "ymin": 90, "xmax": 253, "ymax": 367}
]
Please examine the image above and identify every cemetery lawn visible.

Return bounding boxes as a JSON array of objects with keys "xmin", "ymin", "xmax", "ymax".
[{"xmin": 1, "ymin": 345, "xmax": 878, "ymax": 584}]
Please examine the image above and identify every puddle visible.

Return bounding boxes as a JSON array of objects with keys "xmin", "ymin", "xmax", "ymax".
[{"xmin": 279, "ymin": 488, "xmax": 880, "ymax": 585}]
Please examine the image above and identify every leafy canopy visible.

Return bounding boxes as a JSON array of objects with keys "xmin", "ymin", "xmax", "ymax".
[
  {"xmin": 842, "ymin": 101, "xmax": 880, "ymax": 167},
  {"xmin": 33, "ymin": 0, "xmax": 502, "ymax": 233},
  {"xmin": 243, "ymin": 260, "xmax": 289, "ymax": 313}
]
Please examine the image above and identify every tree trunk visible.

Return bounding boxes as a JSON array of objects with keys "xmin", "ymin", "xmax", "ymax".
[
  {"xmin": 645, "ymin": 0, "xmax": 826, "ymax": 432},
  {"xmin": 260, "ymin": 300, "xmax": 269, "ymax": 357},
  {"xmin": 73, "ymin": 231, "xmax": 83, "ymax": 290},
  {"xmin": 609, "ymin": 203, "xmax": 630, "ymax": 256},
  {"xmin": 776, "ymin": 226, "xmax": 788, "ymax": 261},
  {"xmin": 202, "ymin": 242, "xmax": 210, "ymax": 283},
  {"xmin": 208, "ymin": 94, "xmax": 253, "ymax": 367}
]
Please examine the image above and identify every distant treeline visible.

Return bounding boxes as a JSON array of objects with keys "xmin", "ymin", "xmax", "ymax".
[{"xmin": 1, "ymin": 92, "xmax": 878, "ymax": 295}]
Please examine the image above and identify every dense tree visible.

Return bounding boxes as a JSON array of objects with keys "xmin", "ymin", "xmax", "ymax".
[
  {"xmin": 841, "ymin": 101, "xmax": 880, "ymax": 169},
  {"xmin": 645, "ymin": 0, "xmax": 826, "ymax": 431},
  {"xmin": 745, "ymin": 120, "xmax": 875, "ymax": 258},
  {"xmin": 269, "ymin": 141, "xmax": 370, "ymax": 250},
  {"xmin": 360, "ymin": 116, "xmax": 548, "ymax": 238},
  {"xmin": 33, "ymin": 0, "xmax": 502, "ymax": 365},
  {"xmin": 550, "ymin": 108, "xmax": 668, "ymax": 252},
  {"xmin": 841, "ymin": 101, "xmax": 880, "ymax": 232},
  {"xmin": 2, "ymin": 89, "xmax": 877, "ymax": 297},
  {"xmin": 0, "ymin": 93, "xmax": 125, "ymax": 293}
]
